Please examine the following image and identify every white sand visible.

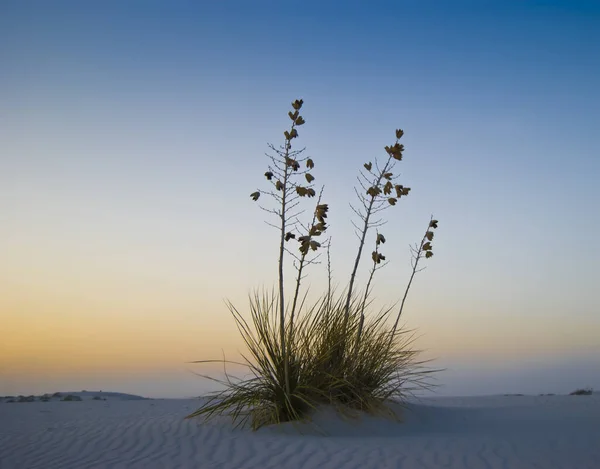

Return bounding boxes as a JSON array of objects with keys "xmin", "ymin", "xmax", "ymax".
[{"xmin": 1, "ymin": 393, "xmax": 599, "ymax": 468}]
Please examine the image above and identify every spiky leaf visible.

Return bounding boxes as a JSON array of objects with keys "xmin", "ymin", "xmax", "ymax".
[
  {"xmin": 430, "ymin": 219, "xmax": 439, "ymax": 229},
  {"xmin": 285, "ymin": 232, "xmax": 296, "ymax": 241},
  {"xmin": 364, "ymin": 162, "xmax": 372, "ymax": 171},
  {"xmin": 264, "ymin": 171, "xmax": 273, "ymax": 180},
  {"xmin": 250, "ymin": 191, "xmax": 260, "ymax": 201},
  {"xmin": 305, "ymin": 173, "xmax": 315, "ymax": 183},
  {"xmin": 295, "ymin": 116, "xmax": 305, "ymax": 126},
  {"xmin": 292, "ymin": 99, "xmax": 304, "ymax": 110},
  {"xmin": 422, "ymin": 242, "xmax": 432, "ymax": 251},
  {"xmin": 306, "ymin": 158, "xmax": 314, "ymax": 169},
  {"xmin": 276, "ymin": 180, "xmax": 283, "ymax": 191},
  {"xmin": 376, "ymin": 233, "xmax": 386, "ymax": 245},
  {"xmin": 383, "ymin": 181, "xmax": 393, "ymax": 195},
  {"xmin": 426, "ymin": 231, "xmax": 434, "ymax": 241},
  {"xmin": 388, "ymin": 197, "xmax": 397, "ymax": 205},
  {"xmin": 425, "ymin": 251, "xmax": 434, "ymax": 258},
  {"xmin": 396, "ymin": 129, "xmax": 404, "ymax": 139}
]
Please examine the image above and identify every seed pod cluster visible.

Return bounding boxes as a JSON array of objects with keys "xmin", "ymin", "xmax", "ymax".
[{"xmin": 423, "ymin": 219, "xmax": 439, "ymax": 259}]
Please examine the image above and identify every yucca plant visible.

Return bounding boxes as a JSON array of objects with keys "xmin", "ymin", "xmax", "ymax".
[{"xmin": 188, "ymin": 99, "xmax": 441, "ymax": 430}]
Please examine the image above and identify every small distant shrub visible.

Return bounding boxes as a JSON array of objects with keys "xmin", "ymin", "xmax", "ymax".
[
  {"xmin": 17, "ymin": 395, "xmax": 35, "ymax": 403},
  {"xmin": 62, "ymin": 395, "xmax": 82, "ymax": 402},
  {"xmin": 570, "ymin": 388, "xmax": 593, "ymax": 396},
  {"xmin": 52, "ymin": 392, "xmax": 62, "ymax": 398},
  {"xmin": 188, "ymin": 99, "xmax": 440, "ymax": 429}
]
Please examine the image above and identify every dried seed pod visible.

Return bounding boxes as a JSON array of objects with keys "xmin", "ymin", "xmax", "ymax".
[
  {"xmin": 384, "ymin": 181, "xmax": 393, "ymax": 195},
  {"xmin": 367, "ymin": 186, "xmax": 381, "ymax": 197}
]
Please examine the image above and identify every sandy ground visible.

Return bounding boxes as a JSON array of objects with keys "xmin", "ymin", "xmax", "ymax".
[{"xmin": 1, "ymin": 393, "xmax": 599, "ymax": 468}]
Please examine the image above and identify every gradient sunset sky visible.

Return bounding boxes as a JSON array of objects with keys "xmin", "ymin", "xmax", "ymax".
[{"xmin": 1, "ymin": 0, "xmax": 599, "ymax": 398}]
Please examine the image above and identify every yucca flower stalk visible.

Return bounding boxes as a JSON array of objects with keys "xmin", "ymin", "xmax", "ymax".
[
  {"xmin": 344, "ymin": 130, "xmax": 411, "ymax": 328},
  {"xmin": 389, "ymin": 216, "xmax": 439, "ymax": 345},
  {"xmin": 353, "ymin": 231, "xmax": 388, "ymax": 355},
  {"xmin": 288, "ymin": 188, "xmax": 329, "ymax": 334},
  {"xmin": 249, "ymin": 99, "xmax": 328, "ymax": 398}
]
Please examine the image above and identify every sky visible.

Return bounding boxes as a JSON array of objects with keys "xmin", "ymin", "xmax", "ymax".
[{"xmin": 1, "ymin": 0, "xmax": 599, "ymax": 398}]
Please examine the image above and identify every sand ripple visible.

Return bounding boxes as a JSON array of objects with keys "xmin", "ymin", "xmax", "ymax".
[{"xmin": 1, "ymin": 395, "xmax": 599, "ymax": 468}]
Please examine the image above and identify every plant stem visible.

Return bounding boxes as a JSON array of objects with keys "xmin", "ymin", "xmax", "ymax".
[
  {"xmin": 343, "ymin": 156, "xmax": 393, "ymax": 325},
  {"xmin": 289, "ymin": 189, "xmax": 324, "ymax": 335},
  {"xmin": 353, "ymin": 255, "xmax": 377, "ymax": 358},
  {"xmin": 326, "ymin": 237, "xmax": 332, "ymax": 315},
  {"xmin": 389, "ymin": 216, "xmax": 432, "ymax": 347},
  {"xmin": 278, "ymin": 128, "xmax": 296, "ymax": 398}
]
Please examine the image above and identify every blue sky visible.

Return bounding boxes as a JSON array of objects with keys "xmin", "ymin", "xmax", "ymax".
[{"xmin": 1, "ymin": 0, "xmax": 599, "ymax": 397}]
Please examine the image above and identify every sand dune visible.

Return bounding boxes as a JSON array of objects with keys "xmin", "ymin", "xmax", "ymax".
[{"xmin": 1, "ymin": 394, "xmax": 599, "ymax": 468}]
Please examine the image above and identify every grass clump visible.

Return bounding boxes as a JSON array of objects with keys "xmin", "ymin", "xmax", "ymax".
[{"xmin": 188, "ymin": 99, "xmax": 440, "ymax": 429}]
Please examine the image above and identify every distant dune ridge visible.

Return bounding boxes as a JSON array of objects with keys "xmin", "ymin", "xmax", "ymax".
[
  {"xmin": 1, "ymin": 393, "xmax": 599, "ymax": 468},
  {"xmin": 1, "ymin": 391, "xmax": 148, "ymax": 403}
]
